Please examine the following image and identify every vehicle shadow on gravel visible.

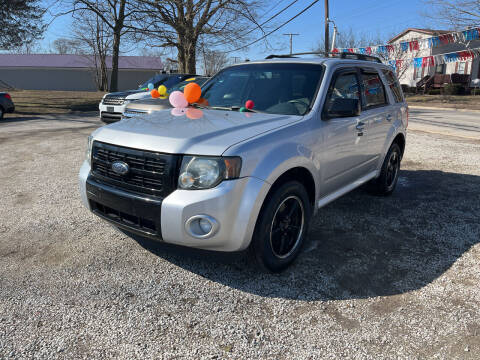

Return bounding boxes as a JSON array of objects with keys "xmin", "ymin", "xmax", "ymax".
[{"xmin": 134, "ymin": 169, "xmax": 480, "ymax": 301}]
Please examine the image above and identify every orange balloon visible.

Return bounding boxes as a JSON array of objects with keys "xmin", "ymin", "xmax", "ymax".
[
  {"xmin": 183, "ymin": 82, "xmax": 202, "ymax": 103},
  {"xmin": 151, "ymin": 89, "xmax": 160, "ymax": 98},
  {"xmin": 197, "ymin": 97, "xmax": 209, "ymax": 106}
]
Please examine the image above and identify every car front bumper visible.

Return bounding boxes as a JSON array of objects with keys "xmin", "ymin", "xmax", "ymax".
[
  {"xmin": 79, "ymin": 161, "xmax": 270, "ymax": 252},
  {"xmin": 99, "ymin": 103, "xmax": 128, "ymax": 123}
]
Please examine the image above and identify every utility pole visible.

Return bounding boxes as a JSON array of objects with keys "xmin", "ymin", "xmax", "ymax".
[
  {"xmin": 283, "ymin": 33, "xmax": 299, "ymax": 55},
  {"xmin": 325, "ymin": 0, "xmax": 329, "ymax": 54},
  {"xmin": 330, "ymin": 20, "xmax": 338, "ymax": 52},
  {"xmin": 232, "ymin": 56, "xmax": 241, "ymax": 64}
]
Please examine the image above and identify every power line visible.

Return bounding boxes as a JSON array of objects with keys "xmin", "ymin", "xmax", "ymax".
[
  {"xmin": 210, "ymin": 0, "xmax": 300, "ymax": 47},
  {"xmin": 223, "ymin": 0, "xmax": 321, "ymax": 54}
]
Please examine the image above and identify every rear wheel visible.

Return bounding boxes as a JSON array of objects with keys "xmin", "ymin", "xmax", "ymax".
[
  {"xmin": 251, "ymin": 181, "xmax": 312, "ymax": 272},
  {"xmin": 369, "ymin": 142, "xmax": 401, "ymax": 196},
  {"xmin": 0, "ymin": 107, "xmax": 4, "ymax": 120}
]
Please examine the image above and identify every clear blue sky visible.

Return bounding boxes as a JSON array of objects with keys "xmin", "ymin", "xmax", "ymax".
[{"xmin": 41, "ymin": 0, "xmax": 436, "ymax": 61}]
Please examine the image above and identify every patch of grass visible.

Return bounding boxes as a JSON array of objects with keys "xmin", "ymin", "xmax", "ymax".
[
  {"xmin": 7, "ymin": 90, "xmax": 106, "ymax": 116},
  {"xmin": 406, "ymin": 94, "xmax": 480, "ymax": 110}
]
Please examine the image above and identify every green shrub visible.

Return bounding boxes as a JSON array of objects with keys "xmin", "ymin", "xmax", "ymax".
[
  {"xmin": 428, "ymin": 89, "xmax": 441, "ymax": 95},
  {"xmin": 444, "ymin": 83, "xmax": 465, "ymax": 95}
]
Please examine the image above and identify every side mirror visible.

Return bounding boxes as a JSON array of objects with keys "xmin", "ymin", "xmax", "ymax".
[{"xmin": 325, "ymin": 98, "xmax": 360, "ymax": 118}]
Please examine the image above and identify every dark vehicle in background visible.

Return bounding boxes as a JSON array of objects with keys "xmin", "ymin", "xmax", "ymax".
[
  {"xmin": 99, "ymin": 73, "xmax": 197, "ymax": 123},
  {"xmin": 123, "ymin": 76, "xmax": 210, "ymax": 118},
  {"xmin": 0, "ymin": 93, "xmax": 14, "ymax": 119}
]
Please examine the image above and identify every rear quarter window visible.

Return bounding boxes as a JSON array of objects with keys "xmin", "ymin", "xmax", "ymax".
[
  {"xmin": 382, "ymin": 69, "xmax": 404, "ymax": 103},
  {"xmin": 361, "ymin": 71, "xmax": 387, "ymax": 109}
]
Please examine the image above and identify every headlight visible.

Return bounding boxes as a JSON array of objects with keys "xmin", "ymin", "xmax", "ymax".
[
  {"xmin": 86, "ymin": 135, "xmax": 93, "ymax": 165},
  {"xmin": 178, "ymin": 156, "xmax": 242, "ymax": 190}
]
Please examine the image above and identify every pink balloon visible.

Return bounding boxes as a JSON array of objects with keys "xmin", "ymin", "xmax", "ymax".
[{"xmin": 169, "ymin": 91, "xmax": 188, "ymax": 108}]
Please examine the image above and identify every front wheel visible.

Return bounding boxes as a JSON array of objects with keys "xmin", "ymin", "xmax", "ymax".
[
  {"xmin": 369, "ymin": 142, "xmax": 402, "ymax": 196},
  {"xmin": 251, "ymin": 181, "xmax": 312, "ymax": 272}
]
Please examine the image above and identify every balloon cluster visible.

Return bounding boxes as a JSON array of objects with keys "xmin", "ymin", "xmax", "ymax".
[
  {"xmin": 169, "ymin": 83, "xmax": 203, "ymax": 108},
  {"xmin": 151, "ymin": 85, "xmax": 167, "ymax": 99}
]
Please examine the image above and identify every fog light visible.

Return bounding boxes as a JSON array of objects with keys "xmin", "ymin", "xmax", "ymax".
[
  {"xmin": 199, "ymin": 218, "xmax": 212, "ymax": 233},
  {"xmin": 185, "ymin": 215, "xmax": 219, "ymax": 239}
]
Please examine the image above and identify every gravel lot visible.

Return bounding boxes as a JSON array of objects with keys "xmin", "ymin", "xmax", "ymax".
[{"xmin": 1, "ymin": 113, "xmax": 479, "ymax": 359}]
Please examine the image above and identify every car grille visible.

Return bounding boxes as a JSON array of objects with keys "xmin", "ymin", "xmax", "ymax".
[
  {"xmin": 103, "ymin": 96, "xmax": 125, "ymax": 105},
  {"xmin": 91, "ymin": 141, "xmax": 180, "ymax": 198}
]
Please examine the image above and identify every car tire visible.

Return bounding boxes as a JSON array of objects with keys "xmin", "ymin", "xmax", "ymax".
[
  {"xmin": 368, "ymin": 142, "xmax": 401, "ymax": 196},
  {"xmin": 251, "ymin": 181, "xmax": 312, "ymax": 272},
  {"xmin": 0, "ymin": 107, "xmax": 4, "ymax": 120}
]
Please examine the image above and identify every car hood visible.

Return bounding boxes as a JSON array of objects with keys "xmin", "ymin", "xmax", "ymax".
[
  {"xmin": 105, "ymin": 90, "xmax": 151, "ymax": 100},
  {"xmin": 93, "ymin": 108, "xmax": 301, "ymax": 155}
]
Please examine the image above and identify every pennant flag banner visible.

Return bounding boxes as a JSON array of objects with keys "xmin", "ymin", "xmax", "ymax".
[
  {"xmin": 409, "ymin": 48, "xmax": 480, "ymax": 68},
  {"xmin": 332, "ymin": 27, "xmax": 480, "ymax": 55}
]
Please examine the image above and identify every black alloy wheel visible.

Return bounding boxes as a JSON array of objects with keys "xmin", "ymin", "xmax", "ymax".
[
  {"xmin": 269, "ymin": 195, "xmax": 305, "ymax": 259},
  {"xmin": 368, "ymin": 142, "xmax": 402, "ymax": 196},
  {"xmin": 252, "ymin": 181, "xmax": 312, "ymax": 272}
]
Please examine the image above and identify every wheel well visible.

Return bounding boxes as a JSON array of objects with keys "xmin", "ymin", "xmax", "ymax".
[
  {"xmin": 393, "ymin": 133, "xmax": 406, "ymax": 157},
  {"xmin": 267, "ymin": 167, "xmax": 316, "ymax": 208}
]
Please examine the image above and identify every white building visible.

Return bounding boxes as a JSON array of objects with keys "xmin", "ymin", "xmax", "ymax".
[{"xmin": 388, "ymin": 28, "xmax": 480, "ymax": 88}]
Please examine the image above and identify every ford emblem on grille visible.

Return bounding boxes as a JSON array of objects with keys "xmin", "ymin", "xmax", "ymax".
[{"xmin": 111, "ymin": 161, "xmax": 129, "ymax": 175}]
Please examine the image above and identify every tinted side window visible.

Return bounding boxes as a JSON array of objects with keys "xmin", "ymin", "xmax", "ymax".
[
  {"xmin": 382, "ymin": 69, "xmax": 404, "ymax": 103},
  {"xmin": 361, "ymin": 72, "xmax": 387, "ymax": 109},
  {"xmin": 325, "ymin": 73, "xmax": 360, "ymax": 104}
]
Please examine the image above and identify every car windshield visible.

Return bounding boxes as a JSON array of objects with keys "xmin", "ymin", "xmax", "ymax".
[
  {"xmin": 138, "ymin": 74, "xmax": 189, "ymax": 89},
  {"xmin": 168, "ymin": 77, "xmax": 209, "ymax": 93},
  {"xmin": 200, "ymin": 63, "xmax": 323, "ymax": 115},
  {"xmin": 138, "ymin": 74, "xmax": 167, "ymax": 89}
]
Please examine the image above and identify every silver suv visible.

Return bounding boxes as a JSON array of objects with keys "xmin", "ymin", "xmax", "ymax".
[{"xmin": 79, "ymin": 54, "xmax": 407, "ymax": 272}]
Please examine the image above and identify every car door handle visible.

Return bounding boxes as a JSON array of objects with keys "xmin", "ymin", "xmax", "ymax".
[
  {"xmin": 356, "ymin": 122, "xmax": 365, "ymax": 130},
  {"xmin": 386, "ymin": 114, "xmax": 393, "ymax": 121}
]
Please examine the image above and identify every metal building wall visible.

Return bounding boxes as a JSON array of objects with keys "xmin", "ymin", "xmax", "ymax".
[{"xmin": 0, "ymin": 67, "xmax": 161, "ymax": 91}]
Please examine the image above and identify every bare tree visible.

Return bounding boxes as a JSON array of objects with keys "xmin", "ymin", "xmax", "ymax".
[
  {"xmin": 70, "ymin": 11, "xmax": 113, "ymax": 91},
  {"xmin": 133, "ymin": 0, "xmax": 264, "ymax": 74},
  {"xmin": 424, "ymin": 0, "xmax": 480, "ymax": 28},
  {"xmin": 64, "ymin": 0, "xmax": 138, "ymax": 91},
  {"xmin": 201, "ymin": 48, "xmax": 230, "ymax": 76},
  {"xmin": 0, "ymin": 0, "xmax": 46, "ymax": 50},
  {"xmin": 51, "ymin": 38, "xmax": 83, "ymax": 54}
]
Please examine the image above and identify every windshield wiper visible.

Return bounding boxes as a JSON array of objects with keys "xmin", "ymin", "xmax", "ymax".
[{"xmin": 208, "ymin": 105, "xmax": 258, "ymax": 113}]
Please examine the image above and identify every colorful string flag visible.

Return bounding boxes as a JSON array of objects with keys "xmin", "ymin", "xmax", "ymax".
[
  {"xmin": 463, "ymin": 28, "xmax": 480, "ymax": 41},
  {"xmin": 413, "ymin": 57, "xmax": 422, "ymax": 68},
  {"xmin": 444, "ymin": 52, "xmax": 459, "ymax": 62},
  {"xmin": 409, "ymin": 40, "xmax": 419, "ymax": 51},
  {"xmin": 334, "ymin": 28, "xmax": 480, "ymax": 55},
  {"xmin": 422, "ymin": 56, "xmax": 435, "ymax": 67},
  {"xmin": 428, "ymin": 37, "xmax": 440, "ymax": 48}
]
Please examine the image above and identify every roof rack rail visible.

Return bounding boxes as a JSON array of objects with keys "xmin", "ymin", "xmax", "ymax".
[{"xmin": 265, "ymin": 51, "xmax": 383, "ymax": 63}]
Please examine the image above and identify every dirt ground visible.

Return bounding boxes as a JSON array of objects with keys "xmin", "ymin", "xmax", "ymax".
[
  {"xmin": 0, "ymin": 113, "xmax": 479, "ymax": 359},
  {"xmin": 407, "ymin": 94, "xmax": 480, "ymax": 110},
  {"xmin": 6, "ymin": 90, "xmax": 105, "ymax": 116}
]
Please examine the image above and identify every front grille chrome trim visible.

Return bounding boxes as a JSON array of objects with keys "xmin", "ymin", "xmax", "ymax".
[{"xmin": 91, "ymin": 141, "xmax": 179, "ymax": 198}]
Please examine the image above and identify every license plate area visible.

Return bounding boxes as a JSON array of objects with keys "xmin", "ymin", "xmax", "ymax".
[
  {"xmin": 107, "ymin": 106, "xmax": 114, "ymax": 112},
  {"xmin": 86, "ymin": 176, "xmax": 163, "ymax": 238}
]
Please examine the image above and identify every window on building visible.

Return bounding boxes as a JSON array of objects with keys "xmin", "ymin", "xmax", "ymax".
[
  {"xmin": 458, "ymin": 62, "xmax": 466, "ymax": 74},
  {"xmin": 435, "ymin": 64, "xmax": 445, "ymax": 74},
  {"xmin": 414, "ymin": 67, "xmax": 422, "ymax": 79}
]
